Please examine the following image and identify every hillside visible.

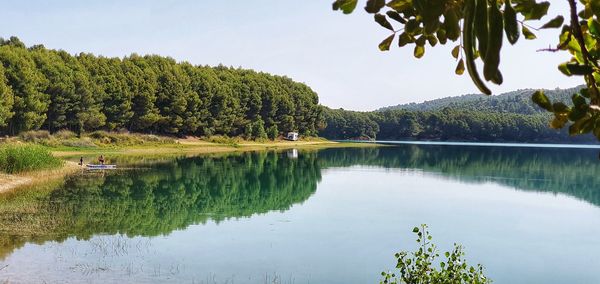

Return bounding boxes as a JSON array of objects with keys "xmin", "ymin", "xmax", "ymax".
[
  {"xmin": 321, "ymin": 86, "xmax": 597, "ymax": 143},
  {"xmin": 379, "ymin": 86, "xmax": 582, "ymax": 115}
]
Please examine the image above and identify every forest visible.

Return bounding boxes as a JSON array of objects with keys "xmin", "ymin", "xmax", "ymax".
[
  {"xmin": 0, "ymin": 36, "xmax": 595, "ymax": 143},
  {"xmin": 0, "ymin": 37, "xmax": 322, "ymax": 138},
  {"xmin": 320, "ymin": 87, "xmax": 598, "ymax": 143}
]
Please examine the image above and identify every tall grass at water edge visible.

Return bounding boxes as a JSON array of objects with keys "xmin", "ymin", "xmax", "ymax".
[{"xmin": 0, "ymin": 144, "xmax": 63, "ymax": 174}]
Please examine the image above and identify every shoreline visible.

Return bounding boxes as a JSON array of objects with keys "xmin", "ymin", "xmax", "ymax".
[
  {"xmin": 0, "ymin": 139, "xmax": 380, "ymax": 194},
  {"xmin": 0, "ymin": 161, "xmax": 82, "ymax": 194}
]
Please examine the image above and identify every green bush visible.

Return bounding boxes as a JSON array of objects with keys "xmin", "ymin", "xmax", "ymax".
[
  {"xmin": 381, "ymin": 225, "xmax": 490, "ymax": 284},
  {"xmin": 206, "ymin": 135, "xmax": 240, "ymax": 147},
  {"xmin": 87, "ymin": 130, "xmax": 110, "ymax": 140},
  {"xmin": 54, "ymin": 129, "xmax": 77, "ymax": 140},
  {"xmin": 0, "ymin": 144, "xmax": 64, "ymax": 174},
  {"xmin": 19, "ymin": 130, "xmax": 51, "ymax": 142},
  {"xmin": 267, "ymin": 125, "xmax": 279, "ymax": 140},
  {"xmin": 60, "ymin": 138, "xmax": 97, "ymax": 148},
  {"xmin": 85, "ymin": 131, "xmax": 174, "ymax": 146},
  {"xmin": 252, "ymin": 120, "xmax": 267, "ymax": 140}
]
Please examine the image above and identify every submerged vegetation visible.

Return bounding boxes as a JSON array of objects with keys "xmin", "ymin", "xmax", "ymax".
[{"xmin": 0, "ymin": 144, "xmax": 63, "ymax": 174}]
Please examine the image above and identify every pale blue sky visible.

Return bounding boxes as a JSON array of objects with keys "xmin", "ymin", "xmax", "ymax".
[{"xmin": 0, "ymin": 0, "xmax": 580, "ymax": 110}]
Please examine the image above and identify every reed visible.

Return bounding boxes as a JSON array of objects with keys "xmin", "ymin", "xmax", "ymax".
[{"xmin": 0, "ymin": 144, "xmax": 63, "ymax": 174}]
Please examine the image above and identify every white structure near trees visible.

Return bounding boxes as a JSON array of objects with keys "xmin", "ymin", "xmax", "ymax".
[{"xmin": 285, "ymin": 132, "xmax": 299, "ymax": 141}]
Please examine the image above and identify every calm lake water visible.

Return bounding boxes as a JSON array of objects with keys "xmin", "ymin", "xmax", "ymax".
[{"xmin": 1, "ymin": 144, "xmax": 600, "ymax": 283}]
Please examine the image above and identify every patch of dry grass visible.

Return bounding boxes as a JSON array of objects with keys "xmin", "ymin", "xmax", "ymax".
[{"xmin": 0, "ymin": 161, "xmax": 81, "ymax": 194}]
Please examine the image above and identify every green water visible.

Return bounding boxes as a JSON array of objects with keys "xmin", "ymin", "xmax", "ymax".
[{"xmin": 1, "ymin": 145, "xmax": 600, "ymax": 283}]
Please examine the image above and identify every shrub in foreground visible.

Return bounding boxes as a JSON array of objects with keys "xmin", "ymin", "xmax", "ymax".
[
  {"xmin": 0, "ymin": 144, "xmax": 63, "ymax": 174},
  {"xmin": 381, "ymin": 224, "xmax": 490, "ymax": 284}
]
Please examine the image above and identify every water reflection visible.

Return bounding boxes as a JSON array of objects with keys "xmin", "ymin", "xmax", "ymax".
[
  {"xmin": 318, "ymin": 145, "xmax": 600, "ymax": 206},
  {"xmin": 0, "ymin": 151, "xmax": 321, "ymax": 259},
  {"xmin": 1, "ymin": 145, "xmax": 599, "ymax": 261}
]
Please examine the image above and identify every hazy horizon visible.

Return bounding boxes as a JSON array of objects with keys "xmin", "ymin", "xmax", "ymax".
[{"xmin": 1, "ymin": 0, "xmax": 582, "ymax": 111}]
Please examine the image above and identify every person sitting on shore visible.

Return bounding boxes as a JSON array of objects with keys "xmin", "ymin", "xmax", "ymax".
[{"xmin": 98, "ymin": 155, "xmax": 105, "ymax": 165}]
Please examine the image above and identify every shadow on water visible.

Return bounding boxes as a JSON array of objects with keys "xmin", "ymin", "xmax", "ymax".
[{"xmin": 1, "ymin": 145, "xmax": 599, "ymax": 260}]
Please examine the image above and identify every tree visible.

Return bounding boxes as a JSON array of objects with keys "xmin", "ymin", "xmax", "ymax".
[
  {"xmin": 0, "ymin": 38, "xmax": 49, "ymax": 134},
  {"xmin": 267, "ymin": 124, "xmax": 279, "ymax": 140},
  {"xmin": 332, "ymin": 0, "xmax": 600, "ymax": 140},
  {"xmin": 0, "ymin": 38, "xmax": 324, "ymax": 138},
  {"xmin": 0, "ymin": 64, "xmax": 14, "ymax": 128}
]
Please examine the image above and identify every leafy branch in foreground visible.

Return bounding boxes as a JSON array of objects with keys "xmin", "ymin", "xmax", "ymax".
[
  {"xmin": 332, "ymin": 0, "xmax": 600, "ymax": 141},
  {"xmin": 380, "ymin": 224, "xmax": 490, "ymax": 284}
]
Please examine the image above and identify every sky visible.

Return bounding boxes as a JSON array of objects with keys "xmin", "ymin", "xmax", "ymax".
[{"xmin": 0, "ymin": 0, "xmax": 582, "ymax": 111}]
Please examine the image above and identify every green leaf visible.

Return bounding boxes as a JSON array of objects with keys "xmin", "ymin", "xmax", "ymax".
[
  {"xmin": 451, "ymin": 45, "xmax": 460, "ymax": 59},
  {"xmin": 398, "ymin": 32, "xmax": 414, "ymax": 47},
  {"xmin": 427, "ymin": 36, "xmax": 438, "ymax": 47},
  {"xmin": 591, "ymin": 0, "xmax": 600, "ymax": 18},
  {"xmin": 532, "ymin": 90, "xmax": 552, "ymax": 111},
  {"xmin": 379, "ymin": 34, "xmax": 395, "ymax": 51},
  {"xmin": 386, "ymin": 0, "xmax": 413, "ymax": 12},
  {"xmin": 588, "ymin": 19, "xmax": 600, "ymax": 39},
  {"xmin": 568, "ymin": 105, "xmax": 588, "ymax": 121},
  {"xmin": 551, "ymin": 115, "xmax": 568, "ymax": 129},
  {"xmin": 572, "ymin": 93, "xmax": 587, "ymax": 107},
  {"xmin": 332, "ymin": 0, "xmax": 358, "ymax": 14},
  {"xmin": 386, "ymin": 10, "xmax": 407, "ymax": 24},
  {"xmin": 517, "ymin": 1, "xmax": 550, "ymax": 21},
  {"xmin": 558, "ymin": 62, "xmax": 572, "ymax": 76},
  {"xmin": 522, "ymin": 25, "xmax": 537, "ymax": 40},
  {"xmin": 565, "ymin": 63, "xmax": 594, "ymax": 75},
  {"xmin": 375, "ymin": 14, "xmax": 395, "ymax": 31},
  {"xmin": 581, "ymin": 88, "xmax": 591, "ymax": 98},
  {"xmin": 540, "ymin": 16, "xmax": 564, "ymax": 29},
  {"xmin": 436, "ymin": 28, "xmax": 448, "ymax": 44},
  {"xmin": 412, "ymin": 227, "xmax": 419, "ymax": 233},
  {"xmin": 414, "ymin": 45, "xmax": 425, "ymax": 58},
  {"xmin": 503, "ymin": 0, "xmax": 520, "ymax": 44},
  {"xmin": 365, "ymin": 0, "xmax": 385, "ymax": 14},
  {"xmin": 415, "ymin": 35, "xmax": 426, "ymax": 46},
  {"xmin": 455, "ymin": 59, "xmax": 465, "ymax": 75},
  {"xmin": 405, "ymin": 19, "xmax": 420, "ymax": 34},
  {"xmin": 552, "ymin": 102, "xmax": 570, "ymax": 114},
  {"xmin": 569, "ymin": 116, "xmax": 593, "ymax": 135}
]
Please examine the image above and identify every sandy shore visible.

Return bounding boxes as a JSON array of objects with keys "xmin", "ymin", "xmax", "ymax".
[{"xmin": 0, "ymin": 161, "xmax": 82, "ymax": 194}]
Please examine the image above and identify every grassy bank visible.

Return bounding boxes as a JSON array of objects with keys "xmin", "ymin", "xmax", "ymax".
[
  {"xmin": 0, "ymin": 132, "xmax": 379, "ymax": 194},
  {"xmin": 0, "ymin": 144, "xmax": 64, "ymax": 174}
]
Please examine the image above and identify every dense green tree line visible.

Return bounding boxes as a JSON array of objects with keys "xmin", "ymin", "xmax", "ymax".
[
  {"xmin": 320, "ymin": 88, "xmax": 597, "ymax": 143},
  {"xmin": 320, "ymin": 107, "xmax": 379, "ymax": 140},
  {"xmin": 0, "ymin": 37, "xmax": 322, "ymax": 137},
  {"xmin": 381, "ymin": 87, "xmax": 582, "ymax": 115}
]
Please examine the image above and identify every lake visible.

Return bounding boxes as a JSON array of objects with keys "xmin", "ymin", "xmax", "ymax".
[{"xmin": 1, "ymin": 144, "xmax": 600, "ymax": 283}]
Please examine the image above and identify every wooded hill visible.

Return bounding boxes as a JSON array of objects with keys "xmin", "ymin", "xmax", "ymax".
[
  {"xmin": 0, "ymin": 37, "xmax": 322, "ymax": 138},
  {"xmin": 321, "ymin": 86, "xmax": 598, "ymax": 143},
  {"xmin": 379, "ymin": 86, "xmax": 582, "ymax": 114}
]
